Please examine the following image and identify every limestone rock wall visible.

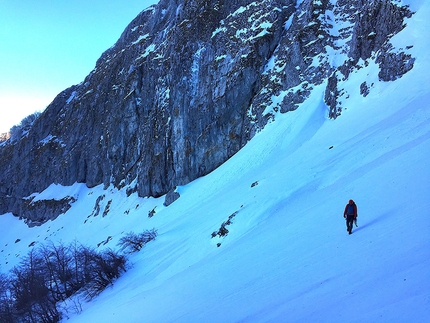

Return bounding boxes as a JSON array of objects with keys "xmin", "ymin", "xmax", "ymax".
[{"xmin": 0, "ymin": 0, "xmax": 414, "ymax": 223}]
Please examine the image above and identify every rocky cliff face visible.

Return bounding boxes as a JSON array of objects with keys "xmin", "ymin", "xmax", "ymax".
[{"xmin": 0, "ymin": 0, "xmax": 414, "ymax": 224}]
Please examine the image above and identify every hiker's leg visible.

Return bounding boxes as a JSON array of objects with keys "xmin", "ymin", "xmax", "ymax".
[{"xmin": 347, "ymin": 216, "xmax": 353, "ymax": 233}]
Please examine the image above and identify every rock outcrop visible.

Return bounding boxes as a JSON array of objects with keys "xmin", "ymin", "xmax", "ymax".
[
  {"xmin": 0, "ymin": 0, "xmax": 414, "ymax": 223},
  {"xmin": 0, "ymin": 133, "xmax": 10, "ymax": 142}
]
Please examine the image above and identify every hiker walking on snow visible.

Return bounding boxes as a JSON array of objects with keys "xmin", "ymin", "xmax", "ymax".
[{"xmin": 344, "ymin": 199, "xmax": 358, "ymax": 234}]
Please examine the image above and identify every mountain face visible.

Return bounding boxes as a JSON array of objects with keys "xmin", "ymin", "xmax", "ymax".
[{"xmin": 0, "ymin": 0, "xmax": 414, "ymax": 224}]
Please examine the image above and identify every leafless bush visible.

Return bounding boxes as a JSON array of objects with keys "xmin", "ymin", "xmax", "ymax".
[
  {"xmin": 82, "ymin": 249, "xmax": 126, "ymax": 301},
  {"xmin": 9, "ymin": 111, "xmax": 41, "ymax": 142},
  {"xmin": 0, "ymin": 273, "xmax": 15, "ymax": 323},
  {"xmin": 117, "ymin": 229, "xmax": 158, "ymax": 254},
  {"xmin": 1, "ymin": 241, "xmax": 128, "ymax": 322}
]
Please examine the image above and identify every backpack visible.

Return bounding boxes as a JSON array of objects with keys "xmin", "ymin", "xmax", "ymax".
[{"xmin": 347, "ymin": 203, "xmax": 355, "ymax": 215}]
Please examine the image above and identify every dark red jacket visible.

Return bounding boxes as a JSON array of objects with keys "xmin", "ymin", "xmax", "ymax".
[{"xmin": 344, "ymin": 202, "xmax": 358, "ymax": 218}]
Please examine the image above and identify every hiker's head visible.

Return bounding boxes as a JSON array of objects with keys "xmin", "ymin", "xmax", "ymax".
[{"xmin": 349, "ymin": 199, "xmax": 354, "ymax": 204}]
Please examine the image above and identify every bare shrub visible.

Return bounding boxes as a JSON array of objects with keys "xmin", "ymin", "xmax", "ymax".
[
  {"xmin": 9, "ymin": 111, "xmax": 41, "ymax": 142},
  {"xmin": 2, "ymin": 240, "xmax": 129, "ymax": 322},
  {"xmin": 117, "ymin": 229, "xmax": 158, "ymax": 254},
  {"xmin": 82, "ymin": 249, "xmax": 126, "ymax": 300},
  {"xmin": 0, "ymin": 273, "xmax": 14, "ymax": 323}
]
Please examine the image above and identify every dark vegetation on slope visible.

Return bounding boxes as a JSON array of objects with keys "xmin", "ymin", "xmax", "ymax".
[{"xmin": 0, "ymin": 230, "xmax": 157, "ymax": 323}]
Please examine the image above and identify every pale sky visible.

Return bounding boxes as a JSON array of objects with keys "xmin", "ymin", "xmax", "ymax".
[{"xmin": 0, "ymin": 0, "xmax": 159, "ymax": 133}]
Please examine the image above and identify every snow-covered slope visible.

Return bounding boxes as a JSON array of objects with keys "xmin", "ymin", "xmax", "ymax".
[{"xmin": 1, "ymin": 1, "xmax": 430, "ymax": 322}]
